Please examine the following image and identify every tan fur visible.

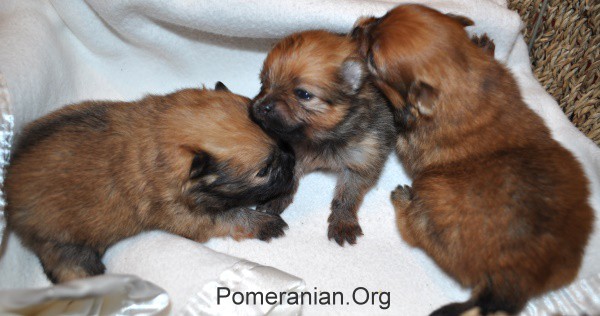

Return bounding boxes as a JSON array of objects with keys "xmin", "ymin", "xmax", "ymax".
[
  {"xmin": 5, "ymin": 87, "xmax": 294, "ymax": 283},
  {"xmin": 355, "ymin": 4, "xmax": 594, "ymax": 315},
  {"xmin": 160, "ymin": 89, "xmax": 272, "ymax": 176},
  {"xmin": 251, "ymin": 30, "xmax": 396, "ymax": 246},
  {"xmin": 260, "ymin": 31, "xmax": 359, "ymax": 138}
]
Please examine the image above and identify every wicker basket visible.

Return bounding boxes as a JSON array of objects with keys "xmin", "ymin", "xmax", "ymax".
[{"xmin": 508, "ymin": 0, "xmax": 599, "ymax": 145}]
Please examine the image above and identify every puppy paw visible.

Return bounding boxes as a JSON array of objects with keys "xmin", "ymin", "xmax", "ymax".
[
  {"xmin": 327, "ymin": 220, "xmax": 363, "ymax": 246},
  {"xmin": 256, "ymin": 213, "xmax": 289, "ymax": 241},
  {"xmin": 471, "ymin": 33, "xmax": 495, "ymax": 56},
  {"xmin": 391, "ymin": 185, "xmax": 412, "ymax": 208}
]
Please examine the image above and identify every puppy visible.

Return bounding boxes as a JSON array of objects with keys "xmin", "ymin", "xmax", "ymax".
[
  {"xmin": 251, "ymin": 30, "xmax": 396, "ymax": 246},
  {"xmin": 5, "ymin": 83, "xmax": 295, "ymax": 283},
  {"xmin": 354, "ymin": 5, "xmax": 594, "ymax": 315}
]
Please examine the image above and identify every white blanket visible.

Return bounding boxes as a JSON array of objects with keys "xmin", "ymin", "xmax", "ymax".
[{"xmin": 0, "ymin": 0, "xmax": 598, "ymax": 315}]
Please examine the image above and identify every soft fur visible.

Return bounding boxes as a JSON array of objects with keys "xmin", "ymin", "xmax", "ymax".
[
  {"xmin": 354, "ymin": 4, "xmax": 594, "ymax": 315},
  {"xmin": 250, "ymin": 30, "xmax": 396, "ymax": 246},
  {"xmin": 5, "ymin": 83, "xmax": 296, "ymax": 283}
]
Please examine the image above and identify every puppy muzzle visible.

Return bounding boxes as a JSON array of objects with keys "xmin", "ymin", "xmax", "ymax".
[{"xmin": 252, "ymin": 101, "xmax": 274, "ymax": 120}]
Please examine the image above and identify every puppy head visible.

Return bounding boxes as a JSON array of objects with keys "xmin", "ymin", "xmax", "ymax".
[
  {"xmin": 352, "ymin": 5, "xmax": 474, "ymax": 119},
  {"xmin": 163, "ymin": 83, "xmax": 295, "ymax": 212},
  {"xmin": 251, "ymin": 30, "xmax": 368, "ymax": 143}
]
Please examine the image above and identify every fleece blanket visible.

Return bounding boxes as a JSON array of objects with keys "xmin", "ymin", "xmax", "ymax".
[{"xmin": 0, "ymin": 0, "xmax": 599, "ymax": 315}]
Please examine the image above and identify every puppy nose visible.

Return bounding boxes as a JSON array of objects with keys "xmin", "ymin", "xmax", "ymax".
[{"xmin": 255, "ymin": 102, "xmax": 274, "ymax": 115}]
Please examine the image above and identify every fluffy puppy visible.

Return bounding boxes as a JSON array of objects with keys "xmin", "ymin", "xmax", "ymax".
[
  {"xmin": 354, "ymin": 5, "xmax": 594, "ymax": 315},
  {"xmin": 251, "ymin": 30, "xmax": 396, "ymax": 246},
  {"xmin": 5, "ymin": 83, "xmax": 295, "ymax": 283}
]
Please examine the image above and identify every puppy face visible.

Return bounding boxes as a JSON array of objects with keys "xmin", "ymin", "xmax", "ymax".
[
  {"xmin": 251, "ymin": 30, "xmax": 367, "ymax": 142},
  {"xmin": 185, "ymin": 143, "xmax": 295, "ymax": 212},
  {"xmin": 161, "ymin": 84, "xmax": 296, "ymax": 212},
  {"xmin": 353, "ymin": 5, "xmax": 474, "ymax": 119}
]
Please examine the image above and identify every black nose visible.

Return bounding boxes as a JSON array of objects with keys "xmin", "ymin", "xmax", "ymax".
[{"xmin": 255, "ymin": 102, "xmax": 273, "ymax": 116}]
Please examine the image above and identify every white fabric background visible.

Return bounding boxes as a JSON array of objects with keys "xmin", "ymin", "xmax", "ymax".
[{"xmin": 0, "ymin": 0, "xmax": 598, "ymax": 315}]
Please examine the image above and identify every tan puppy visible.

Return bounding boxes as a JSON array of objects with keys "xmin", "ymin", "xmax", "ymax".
[
  {"xmin": 251, "ymin": 30, "xmax": 396, "ymax": 246},
  {"xmin": 5, "ymin": 83, "xmax": 295, "ymax": 283},
  {"xmin": 354, "ymin": 5, "xmax": 594, "ymax": 315}
]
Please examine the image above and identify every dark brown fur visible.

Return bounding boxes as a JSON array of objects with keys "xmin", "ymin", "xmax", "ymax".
[
  {"xmin": 5, "ymin": 84, "xmax": 296, "ymax": 283},
  {"xmin": 250, "ymin": 30, "xmax": 396, "ymax": 246},
  {"xmin": 354, "ymin": 5, "xmax": 594, "ymax": 315}
]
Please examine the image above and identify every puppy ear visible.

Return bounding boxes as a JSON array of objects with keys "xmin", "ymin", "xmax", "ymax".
[
  {"xmin": 214, "ymin": 81, "xmax": 230, "ymax": 92},
  {"xmin": 351, "ymin": 16, "xmax": 377, "ymax": 39},
  {"xmin": 351, "ymin": 16, "xmax": 378, "ymax": 57},
  {"xmin": 189, "ymin": 151, "xmax": 212, "ymax": 179},
  {"xmin": 408, "ymin": 81, "xmax": 438, "ymax": 117},
  {"xmin": 340, "ymin": 58, "xmax": 367, "ymax": 94},
  {"xmin": 446, "ymin": 14, "xmax": 474, "ymax": 27}
]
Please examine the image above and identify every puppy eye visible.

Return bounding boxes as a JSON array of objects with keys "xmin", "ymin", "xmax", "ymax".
[
  {"xmin": 256, "ymin": 165, "xmax": 270, "ymax": 177},
  {"xmin": 294, "ymin": 89, "xmax": 313, "ymax": 101}
]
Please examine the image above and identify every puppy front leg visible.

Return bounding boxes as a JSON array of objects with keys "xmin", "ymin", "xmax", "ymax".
[
  {"xmin": 217, "ymin": 207, "xmax": 289, "ymax": 241},
  {"xmin": 327, "ymin": 170, "xmax": 374, "ymax": 246},
  {"xmin": 166, "ymin": 207, "xmax": 287, "ymax": 242},
  {"xmin": 391, "ymin": 185, "xmax": 420, "ymax": 247},
  {"xmin": 391, "ymin": 185, "xmax": 429, "ymax": 247}
]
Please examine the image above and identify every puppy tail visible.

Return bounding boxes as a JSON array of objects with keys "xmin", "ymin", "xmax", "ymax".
[{"xmin": 429, "ymin": 280, "xmax": 527, "ymax": 316}]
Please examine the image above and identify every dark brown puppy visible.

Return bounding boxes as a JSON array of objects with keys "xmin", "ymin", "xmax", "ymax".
[
  {"xmin": 5, "ymin": 83, "xmax": 295, "ymax": 283},
  {"xmin": 354, "ymin": 5, "xmax": 593, "ymax": 315},
  {"xmin": 251, "ymin": 30, "xmax": 396, "ymax": 246}
]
